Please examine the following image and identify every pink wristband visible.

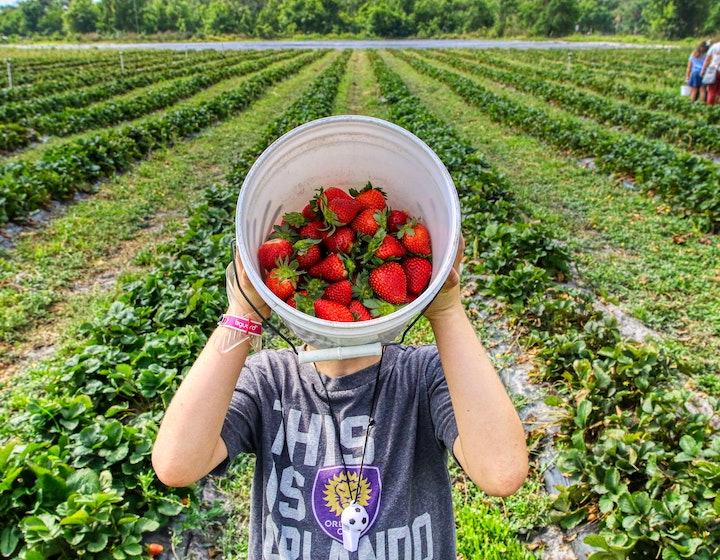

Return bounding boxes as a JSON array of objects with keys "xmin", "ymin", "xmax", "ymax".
[{"xmin": 217, "ymin": 314, "xmax": 263, "ymax": 336}]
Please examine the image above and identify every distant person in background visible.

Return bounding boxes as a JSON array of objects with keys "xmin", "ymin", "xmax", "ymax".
[
  {"xmin": 701, "ymin": 39, "xmax": 720, "ymax": 105},
  {"xmin": 686, "ymin": 40, "xmax": 709, "ymax": 102}
]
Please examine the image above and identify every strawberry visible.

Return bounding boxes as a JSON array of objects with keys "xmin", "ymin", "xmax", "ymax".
[
  {"xmin": 265, "ymin": 259, "xmax": 300, "ymax": 301},
  {"xmin": 349, "ymin": 299, "xmax": 373, "ymax": 321},
  {"xmin": 321, "ymin": 186, "xmax": 354, "ymax": 202},
  {"xmin": 375, "ymin": 234, "xmax": 406, "ymax": 261},
  {"xmin": 147, "ymin": 543, "xmax": 164, "ymax": 556},
  {"xmin": 323, "ymin": 279, "xmax": 353, "ymax": 306},
  {"xmin": 308, "ymin": 253, "xmax": 349, "ymax": 282},
  {"xmin": 387, "ymin": 209, "xmax": 409, "ymax": 233},
  {"xmin": 323, "ymin": 226, "xmax": 355, "ymax": 254},
  {"xmin": 300, "ymin": 220, "xmax": 325, "ymax": 240},
  {"xmin": 302, "ymin": 202, "xmax": 319, "ymax": 220},
  {"xmin": 402, "ymin": 256, "xmax": 432, "ymax": 295},
  {"xmin": 351, "ymin": 208, "xmax": 383, "ymax": 236},
  {"xmin": 322, "ymin": 197, "xmax": 362, "ymax": 227},
  {"xmin": 370, "ymin": 261, "xmax": 407, "ymax": 304},
  {"xmin": 258, "ymin": 238, "xmax": 294, "ymax": 271},
  {"xmin": 315, "ymin": 299, "xmax": 355, "ymax": 322},
  {"xmin": 398, "ymin": 220, "xmax": 432, "ymax": 256},
  {"xmin": 294, "ymin": 238, "xmax": 323, "ymax": 270},
  {"xmin": 351, "ymin": 182, "xmax": 387, "ymax": 210}
]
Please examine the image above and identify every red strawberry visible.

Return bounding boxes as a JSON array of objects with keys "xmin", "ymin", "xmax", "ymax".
[
  {"xmin": 265, "ymin": 259, "xmax": 300, "ymax": 301},
  {"xmin": 398, "ymin": 221, "xmax": 432, "ymax": 256},
  {"xmin": 258, "ymin": 238, "xmax": 293, "ymax": 271},
  {"xmin": 308, "ymin": 253, "xmax": 349, "ymax": 282},
  {"xmin": 351, "ymin": 208, "xmax": 383, "ymax": 236},
  {"xmin": 302, "ymin": 202, "xmax": 319, "ymax": 220},
  {"xmin": 402, "ymin": 257, "xmax": 432, "ymax": 295},
  {"xmin": 370, "ymin": 262, "xmax": 407, "ymax": 304},
  {"xmin": 321, "ymin": 187, "xmax": 354, "ymax": 202},
  {"xmin": 349, "ymin": 299, "xmax": 372, "ymax": 321},
  {"xmin": 323, "ymin": 279, "xmax": 353, "ymax": 306},
  {"xmin": 351, "ymin": 183, "xmax": 387, "ymax": 210},
  {"xmin": 375, "ymin": 234, "xmax": 406, "ymax": 260},
  {"xmin": 322, "ymin": 197, "xmax": 362, "ymax": 227},
  {"xmin": 323, "ymin": 226, "xmax": 355, "ymax": 254},
  {"xmin": 148, "ymin": 543, "xmax": 164, "ymax": 556},
  {"xmin": 315, "ymin": 299, "xmax": 355, "ymax": 322},
  {"xmin": 300, "ymin": 220, "xmax": 325, "ymax": 240},
  {"xmin": 294, "ymin": 238, "xmax": 323, "ymax": 270},
  {"xmin": 387, "ymin": 209, "xmax": 409, "ymax": 233}
]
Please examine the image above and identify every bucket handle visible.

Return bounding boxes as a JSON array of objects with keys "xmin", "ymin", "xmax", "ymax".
[{"xmin": 298, "ymin": 343, "xmax": 383, "ymax": 364}]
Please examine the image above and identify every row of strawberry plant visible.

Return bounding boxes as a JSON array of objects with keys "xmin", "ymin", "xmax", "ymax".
[
  {"xmin": 2, "ymin": 50, "xmax": 299, "ymax": 151},
  {"xmin": 399, "ymin": 50, "xmax": 720, "ymax": 231},
  {"xmin": 456, "ymin": 49, "xmax": 720, "ymax": 125},
  {"xmin": 377, "ymin": 50, "xmax": 719, "ymax": 559},
  {"xmin": 433, "ymin": 50, "xmax": 720, "ymax": 156},
  {"xmin": 0, "ymin": 50, "xmax": 326, "ymax": 225},
  {"xmin": 0, "ymin": 49, "xmax": 258, "ymax": 124},
  {"xmin": 523, "ymin": 48, "xmax": 686, "ymax": 82},
  {"xmin": 0, "ymin": 50, "xmax": 351, "ymax": 559},
  {"xmin": 0, "ymin": 49, "xmax": 184, "ymax": 86},
  {"xmin": 0, "ymin": 51, "xmax": 211, "ymax": 104}
]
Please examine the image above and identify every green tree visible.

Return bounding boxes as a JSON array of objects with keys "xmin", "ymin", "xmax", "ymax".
[
  {"xmin": 521, "ymin": 0, "xmax": 580, "ymax": 36},
  {"xmin": 203, "ymin": 0, "xmax": 239, "ymax": 35},
  {"xmin": 494, "ymin": 0, "xmax": 519, "ymax": 36},
  {"xmin": 277, "ymin": 0, "xmax": 341, "ymax": 34},
  {"xmin": 142, "ymin": 0, "xmax": 202, "ymax": 33},
  {"xmin": 39, "ymin": 2, "xmax": 64, "ymax": 34},
  {"xmin": 414, "ymin": 0, "xmax": 493, "ymax": 35},
  {"xmin": 0, "ymin": 6, "xmax": 26, "ymax": 36},
  {"xmin": 97, "ymin": 0, "xmax": 145, "ymax": 34},
  {"xmin": 611, "ymin": 0, "xmax": 648, "ymax": 34},
  {"xmin": 643, "ymin": 0, "xmax": 710, "ymax": 38},
  {"xmin": 64, "ymin": 0, "xmax": 99, "ymax": 33},
  {"xmin": 359, "ymin": 0, "xmax": 412, "ymax": 37},
  {"xmin": 576, "ymin": 0, "xmax": 617, "ymax": 33}
]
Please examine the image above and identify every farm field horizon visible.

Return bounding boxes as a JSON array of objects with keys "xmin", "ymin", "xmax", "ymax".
[{"xmin": 0, "ymin": 45, "xmax": 718, "ymax": 559}]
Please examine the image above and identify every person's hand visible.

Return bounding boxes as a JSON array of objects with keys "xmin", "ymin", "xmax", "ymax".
[
  {"xmin": 226, "ymin": 250, "xmax": 271, "ymax": 319},
  {"xmin": 423, "ymin": 235, "xmax": 465, "ymax": 323}
]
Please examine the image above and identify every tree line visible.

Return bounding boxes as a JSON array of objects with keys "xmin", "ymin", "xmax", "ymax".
[{"xmin": 1, "ymin": 0, "xmax": 719, "ymax": 42}]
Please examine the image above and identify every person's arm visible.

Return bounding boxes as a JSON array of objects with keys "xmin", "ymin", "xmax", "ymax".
[
  {"xmin": 152, "ymin": 255, "xmax": 270, "ymax": 487},
  {"xmin": 686, "ymin": 59, "xmax": 693, "ymax": 82},
  {"xmin": 424, "ymin": 238, "xmax": 528, "ymax": 497},
  {"xmin": 701, "ymin": 48, "xmax": 713, "ymax": 74}
]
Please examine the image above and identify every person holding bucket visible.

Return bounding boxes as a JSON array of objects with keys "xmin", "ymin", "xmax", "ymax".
[
  {"xmin": 152, "ymin": 238, "xmax": 528, "ymax": 557},
  {"xmin": 685, "ymin": 40, "xmax": 709, "ymax": 102}
]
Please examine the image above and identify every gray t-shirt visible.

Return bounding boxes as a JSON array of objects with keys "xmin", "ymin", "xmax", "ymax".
[{"xmin": 214, "ymin": 343, "xmax": 460, "ymax": 559}]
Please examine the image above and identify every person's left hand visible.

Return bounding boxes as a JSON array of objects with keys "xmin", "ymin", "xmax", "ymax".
[{"xmin": 423, "ymin": 235, "xmax": 465, "ymax": 322}]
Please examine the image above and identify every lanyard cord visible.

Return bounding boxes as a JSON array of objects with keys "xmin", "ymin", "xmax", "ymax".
[{"xmin": 314, "ymin": 346, "xmax": 386, "ymax": 505}]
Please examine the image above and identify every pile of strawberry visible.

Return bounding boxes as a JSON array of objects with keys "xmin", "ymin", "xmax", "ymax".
[{"xmin": 256, "ymin": 183, "xmax": 433, "ymax": 322}]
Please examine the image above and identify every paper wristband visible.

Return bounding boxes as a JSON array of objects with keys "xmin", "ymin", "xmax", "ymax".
[{"xmin": 217, "ymin": 314, "xmax": 263, "ymax": 336}]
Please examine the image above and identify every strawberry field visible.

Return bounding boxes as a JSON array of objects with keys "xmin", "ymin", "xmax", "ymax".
[{"xmin": 0, "ymin": 44, "xmax": 718, "ymax": 559}]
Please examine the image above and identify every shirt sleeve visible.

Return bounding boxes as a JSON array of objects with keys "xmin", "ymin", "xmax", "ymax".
[{"xmin": 210, "ymin": 364, "xmax": 263, "ymax": 476}]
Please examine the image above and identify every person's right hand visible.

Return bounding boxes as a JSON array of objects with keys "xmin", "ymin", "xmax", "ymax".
[{"xmin": 226, "ymin": 250, "xmax": 271, "ymax": 319}]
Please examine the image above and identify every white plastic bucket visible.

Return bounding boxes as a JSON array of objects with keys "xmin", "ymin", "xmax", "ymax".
[
  {"xmin": 680, "ymin": 85, "xmax": 691, "ymax": 97},
  {"xmin": 236, "ymin": 115, "xmax": 461, "ymax": 360}
]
